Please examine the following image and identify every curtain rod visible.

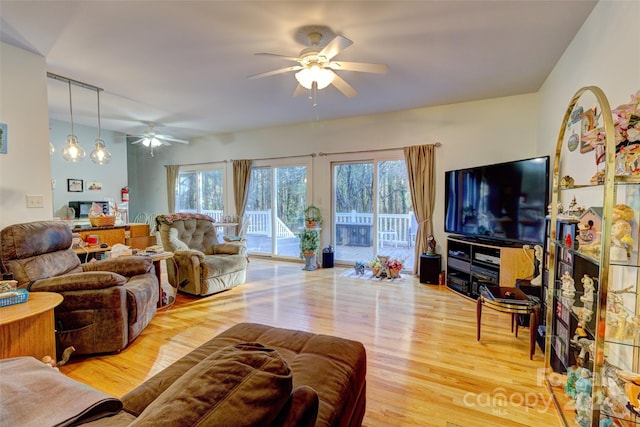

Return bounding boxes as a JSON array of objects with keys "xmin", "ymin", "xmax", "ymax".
[
  {"xmin": 318, "ymin": 142, "xmax": 441, "ymax": 157},
  {"xmin": 47, "ymin": 72, "xmax": 103, "ymax": 92},
  {"xmin": 165, "ymin": 160, "xmax": 228, "ymax": 167},
  {"xmin": 230, "ymin": 153, "xmax": 316, "ymax": 162}
]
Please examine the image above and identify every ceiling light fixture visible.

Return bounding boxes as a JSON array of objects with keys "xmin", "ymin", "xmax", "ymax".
[
  {"xmin": 141, "ymin": 137, "xmax": 163, "ymax": 148},
  {"xmin": 295, "ymin": 63, "xmax": 334, "ymax": 90},
  {"xmin": 90, "ymin": 89, "xmax": 111, "ymax": 165},
  {"xmin": 61, "ymin": 80, "xmax": 85, "ymax": 162}
]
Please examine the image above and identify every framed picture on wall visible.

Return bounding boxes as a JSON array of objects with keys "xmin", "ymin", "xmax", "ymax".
[
  {"xmin": 67, "ymin": 179, "xmax": 83, "ymax": 192},
  {"xmin": 86, "ymin": 181, "xmax": 103, "ymax": 191}
]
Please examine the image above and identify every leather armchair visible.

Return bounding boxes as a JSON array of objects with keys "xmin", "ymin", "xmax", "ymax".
[
  {"xmin": 0, "ymin": 221, "xmax": 158, "ymax": 356},
  {"xmin": 155, "ymin": 213, "xmax": 248, "ymax": 296}
]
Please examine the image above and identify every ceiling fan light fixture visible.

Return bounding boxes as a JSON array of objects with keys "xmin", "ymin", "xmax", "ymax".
[
  {"xmin": 141, "ymin": 136, "xmax": 162, "ymax": 147},
  {"xmin": 295, "ymin": 64, "xmax": 334, "ymax": 90}
]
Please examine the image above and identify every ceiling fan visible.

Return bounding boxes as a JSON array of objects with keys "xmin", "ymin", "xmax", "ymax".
[
  {"xmin": 130, "ymin": 123, "xmax": 188, "ymax": 156},
  {"xmin": 249, "ymin": 29, "xmax": 388, "ymax": 100}
]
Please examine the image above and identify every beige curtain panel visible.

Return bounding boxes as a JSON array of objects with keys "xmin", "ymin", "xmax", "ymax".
[
  {"xmin": 404, "ymin": 144, "xmax": 436, "ymax": 275},
  {"xmin": 233, "ymin": 159, "xmax": 253, "ymax": 230},
  {"xmin": 165, "ymin": 165, "xmax": 180, "ymax": 214}
]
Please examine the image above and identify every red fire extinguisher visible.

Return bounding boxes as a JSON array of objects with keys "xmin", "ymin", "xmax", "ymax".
[{"xmin": 121, "ymin": 186, "xmax": 129, "ymax": 202}]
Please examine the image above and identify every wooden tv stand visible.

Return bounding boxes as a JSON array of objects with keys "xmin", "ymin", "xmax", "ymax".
[{"xmin": 446, "ymin": 236, "xmax": 534, "ymax": 299}]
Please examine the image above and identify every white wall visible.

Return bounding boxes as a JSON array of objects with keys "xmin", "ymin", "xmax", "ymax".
[
  {"xmin": 50, "ymin": 119, "xmax": 128, "ymax": 218},
  {"xmin": 130, "ymin": 93, "xmax": 540, "ymax": 251},
  {"xmin": 536, "ymin": 0, "xmax": 640, "ymax": 209},
  {"xmin": 537, "ymin": 0, "xmax": 640, "ymax": 157},
  {"xmin": 0, "ymin": 43, "xmax": 51, "ymax": 228}
]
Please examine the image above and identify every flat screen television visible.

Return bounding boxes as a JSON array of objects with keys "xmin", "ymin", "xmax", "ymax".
[{"xmin": 444, "ymin": 156, "xmax": 550, "ymax": 246}]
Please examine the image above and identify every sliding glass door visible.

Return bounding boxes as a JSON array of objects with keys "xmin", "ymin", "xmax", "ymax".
[
  {"xmin": 332, "ymin": 158, "xmax": 414, "ymax": 271},
  {"xmin": 245, "ymin": 163, "xmax": 309, "ymax": 257},
  {"xmin": 333, "ymin": 162, "xmax": 374, "ymax": 263}
]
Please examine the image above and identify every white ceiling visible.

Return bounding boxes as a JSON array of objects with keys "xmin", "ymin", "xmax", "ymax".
[{"xmin": 1, "ymin": 1, "xmax": 597, "ymax": 141}]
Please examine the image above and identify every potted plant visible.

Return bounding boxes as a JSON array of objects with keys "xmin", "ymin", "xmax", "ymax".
[
  {"xmin": 299, "ymin": 228, "xmax": 320, "ymax": 271},
  {"xmin": 304, "ymin": 205, "xmax": 322, "ymax": 228}
]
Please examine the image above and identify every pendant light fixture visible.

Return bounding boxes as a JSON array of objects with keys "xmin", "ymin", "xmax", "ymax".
[
  {"xmin": 61, "ymin": 80, "xmax": 85, "ymax": 162},
  {"xmin": 90, "ymin": 88, "xmax": 111, "ymax": 165}
]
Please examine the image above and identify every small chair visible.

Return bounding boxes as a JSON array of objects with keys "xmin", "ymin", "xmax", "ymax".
[
  {"xmin": 223, "ymin": 216, "xmax": 250, "ymax": 243},
  {"xmin": 155, "ymin": 213, "xmax": 248, "ymax": 296},
  {"xmin": 378, "ymin": 229, "xmax": 398, "ymax": 248}
]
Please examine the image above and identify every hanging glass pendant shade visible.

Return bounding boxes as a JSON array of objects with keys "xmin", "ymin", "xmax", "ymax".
[
  {"xmin": 62, "ymin": 135, "xmax": 85, "ymax": 162},
  {"xmin": 90, "ymin": 89, "xmax": 111, "ymax": 164},
  {"xmin": 90, "ymin": 139, "xmax": 111, "ymax": 164},
  {"xmin": 61, "ymin": 80, "xmax": 85, "ymax": 162}
]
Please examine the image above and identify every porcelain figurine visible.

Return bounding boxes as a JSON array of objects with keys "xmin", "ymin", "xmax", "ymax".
[
  {"xmin": 561, "ymin": 271, "xmax": 576, "ymax": 298},
  {"xmin": 574, "ymin": 368, "xmax": 593, "ymax": 427},
  {"xmin": 580, "ymin": 275, "xmax": 595, "ymax": 304}
]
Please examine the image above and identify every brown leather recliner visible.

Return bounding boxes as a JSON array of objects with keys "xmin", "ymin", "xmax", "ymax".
[{"xmin": 0, "ymin": 221, "xmax": 159, "ymax": 356}]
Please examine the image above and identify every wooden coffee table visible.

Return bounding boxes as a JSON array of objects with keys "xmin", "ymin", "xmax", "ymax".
[{"xmin": 476, "ymin": 285, "xmax": 540, "ymax": 360}]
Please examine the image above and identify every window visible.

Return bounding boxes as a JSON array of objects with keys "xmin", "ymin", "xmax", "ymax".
[{"xmin": 176, "ymin": 166, "xmax": 225, "ymax": 220}]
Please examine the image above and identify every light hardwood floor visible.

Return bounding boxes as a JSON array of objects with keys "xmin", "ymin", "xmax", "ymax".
[{"xmin": 59, "ymin": 259, "xmax": 561, "ymax": 427}]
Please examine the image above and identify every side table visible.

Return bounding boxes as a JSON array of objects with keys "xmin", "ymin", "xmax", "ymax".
[
  {"xmin": 476, "ymin": 285, "xmax": 540, "ymax": 360},
  {"xmin": 0, "ymin": 292, "xmax": 63, "ymax": 362},
  {"xmin": 134, "ymin": 251, "xmax": 175, "ymax": 308}
]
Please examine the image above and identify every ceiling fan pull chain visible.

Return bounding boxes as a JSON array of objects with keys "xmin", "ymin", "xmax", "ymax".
[{"xmin": 312, "ymin": 82, "xmax": 318, "ymax": 107}]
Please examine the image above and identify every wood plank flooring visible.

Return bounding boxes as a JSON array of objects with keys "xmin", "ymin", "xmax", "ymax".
[{"xmin": 59, "ymin": 259, "xmax": 561, "ymax": 427}]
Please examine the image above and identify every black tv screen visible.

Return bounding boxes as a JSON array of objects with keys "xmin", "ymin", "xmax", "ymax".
[{"xmin": 444, "ymin": 156, "xmax": 550, "ymax": 245}]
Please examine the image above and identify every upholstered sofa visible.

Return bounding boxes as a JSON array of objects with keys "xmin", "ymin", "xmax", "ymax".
[
  {"xmin": 1, "ymin": 323, "xmax": 367, "ymax": 427},
  {"xmin": 155, "ymin": 213, "xmax": 248, "ymax": 296},
  {"xmin": 0, "ymin": 221, "xmax": 159, "ymax": 356}
]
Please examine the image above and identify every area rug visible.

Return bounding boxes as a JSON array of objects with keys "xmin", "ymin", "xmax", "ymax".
[{"xmin": 340, "ymin": 268, "xmax": 406, "ymax": 282}]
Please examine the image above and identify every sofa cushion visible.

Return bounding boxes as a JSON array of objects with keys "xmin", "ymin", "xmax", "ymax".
[
  {"xmin": 211, "ymin": 323, "xmax": 367, "ymax": 427},
  {"xmin": 202, "ymin": 253, "xmax": 247, "ymax": 277},
  {"xmin": 128, "ymin": 343, "xmax": 293, "ymax": 427},
  {"xmin": 0, "ymin": 220, "xmax": 74, "ymax": 260},
  {"xmin": 29, "ymin": 271, "xmax": 126, "ymax": 292}
]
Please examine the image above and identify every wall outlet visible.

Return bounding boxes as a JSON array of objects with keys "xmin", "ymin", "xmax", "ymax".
[{"xmin": 26, "ymin": 194, "xmax": 44, "ymax": 208}]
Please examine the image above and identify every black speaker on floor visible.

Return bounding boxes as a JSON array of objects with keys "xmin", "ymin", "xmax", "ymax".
[{"xmin": 419, "ymin": 254, "xmax": 441, "ymax": 284}]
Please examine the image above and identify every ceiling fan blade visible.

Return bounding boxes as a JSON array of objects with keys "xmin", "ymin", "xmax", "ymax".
[
  {"xmin": 158, "ymin": 136, "xmax": 189, "ymax": 144},
  {"xmin": 292, "ymin": 84, "xmax": 307, "ymax": 98},
  {"xmin": 328, "ymin": 61, "xmax": 388, "ymax": 74},
  {"xmin": 131, "ymin": 138, "xmax": 145, "ymax": 145},
  {"xmin": 255, "ymin": 53, "xmax": 300, "ymax": 62},
  {"xmin": 318, "ymin": 35, "xmax": 353, "ymax": 61},
  {"xmin": 159, "ymin": 139, "xmax": 172, "ymax": 146},
  {"xmin": 330, "ymin": 72, "xmax": 358, "ymax": 98},
  {"xmin": 248, "ymin": 65, "xmax": 303, "ymax": 80}
]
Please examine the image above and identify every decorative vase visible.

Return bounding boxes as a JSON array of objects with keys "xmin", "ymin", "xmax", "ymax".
[
  {"xmin": 372, "ymin": 267, "xmax": 380, "ymax": 277},
  {"xmin": 389, "ymin": 270, "xmax": 400, "ymax": 279},
  {"xmin": 303, "ymin": 253, "xmax": 317, "ymax": 271}
]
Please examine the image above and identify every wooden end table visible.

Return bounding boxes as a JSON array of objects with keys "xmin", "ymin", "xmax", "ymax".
[
  {"xmin": 0, "ymin": 292, "xmax": 63, "ymax": 362},
  {"xmin": 134, "ymin": 251, "xmax": 175, "ymax": 307},
  {"xmin": 476, "ymin": 286, "xmax": 540, "ymax": 360}
]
